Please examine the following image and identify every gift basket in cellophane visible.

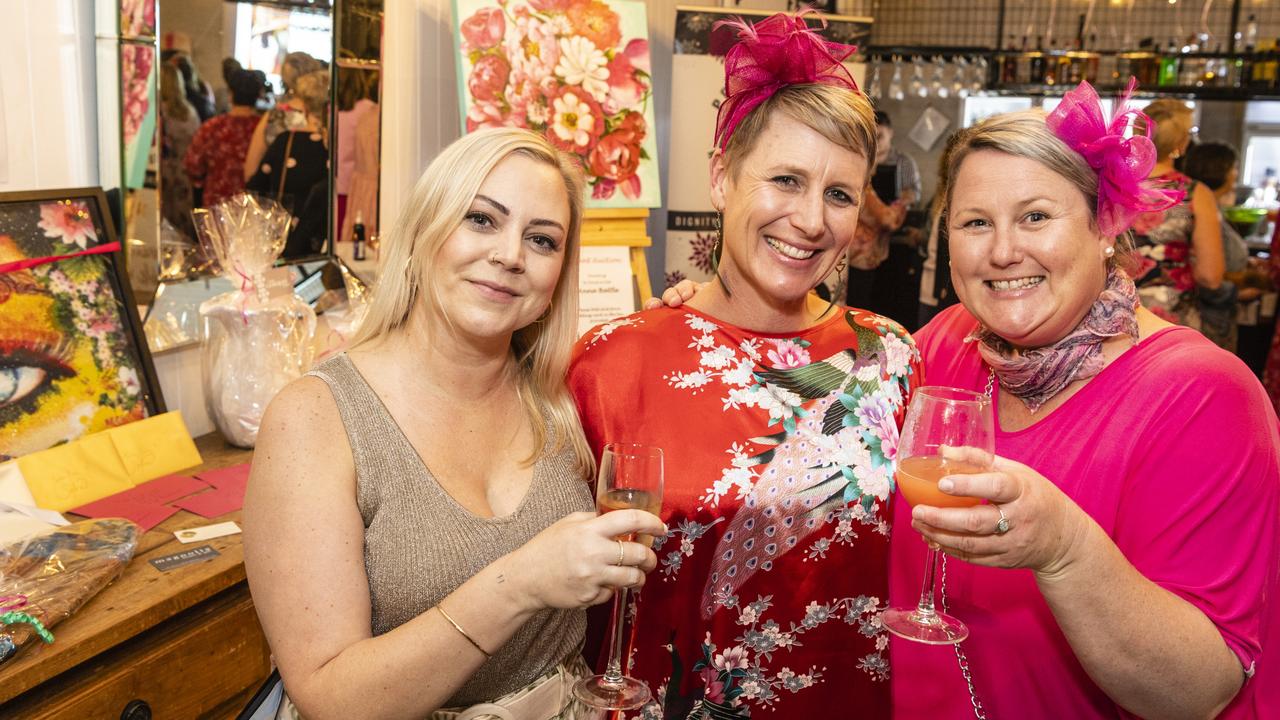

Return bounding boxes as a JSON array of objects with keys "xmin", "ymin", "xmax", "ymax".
[
  {"xmin": 0, "ymin": 519, "xmax": 139, "ymax": 663},
  {"xmin": 194, "ymin": 194, "xmax": 317, "ymax": 448}
]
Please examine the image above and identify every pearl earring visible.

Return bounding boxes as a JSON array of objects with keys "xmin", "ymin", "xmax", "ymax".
[{"xmin": 1104, "ymin": 246, "xmax": 1115, "ymax": 258}]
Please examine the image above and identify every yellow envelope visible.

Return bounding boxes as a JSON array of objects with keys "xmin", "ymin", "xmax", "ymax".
[
  {"xmin": 17, "ymin": 412, "xmax": 203, "ymax": 512},
  {"xmin": 109, "ymin": 411, "xmax": 202, "ymax": 484},
  {"xmin": 19, "ymin": 432, "xmax": 133, "ymax": 512}
]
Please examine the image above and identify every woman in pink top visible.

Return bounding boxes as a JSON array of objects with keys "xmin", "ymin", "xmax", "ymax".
[
  {"xmin": 893, "ymin": 87, "xmax": 1280, "ymax": 718},
  {"xmin": 654, "ymin": 81, "xmax": 1279, "ymax": 717}
]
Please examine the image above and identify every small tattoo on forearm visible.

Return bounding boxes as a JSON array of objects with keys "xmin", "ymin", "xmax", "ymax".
[{"xmin": 497, "ymin": 573, "xmax": 505, "ymax": 584}]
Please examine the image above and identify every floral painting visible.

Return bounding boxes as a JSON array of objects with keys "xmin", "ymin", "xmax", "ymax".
[
  {"xmin": 120, "ymin": 0, "xmax": 157, "ymax": 40},
  {"xmin": 0, "ymin": 190, "xmax": 162, "ymax": 460},
  {"xmin": 121, "ymin": 43, "xmax": 157, "ymax": 190},
  {"xmin": 453, "ymin": 0, "xmax": 662, "ymax": 208}
]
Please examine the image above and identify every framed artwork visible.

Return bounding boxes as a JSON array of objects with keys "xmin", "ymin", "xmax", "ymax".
[
  {"xmin": 0, "ymin": 188, "xmax": 164, "ymax": 461},
  {"xmin": 452, "ymin": 0, "xmax": 662, "ymax": 208},
  {"xmin": 120, "ymin": 0, "xmax": 157, "ymax": 40},
  {"xmin": 121, "ymin": 42, "xmax": 157, "ymax": 190}
]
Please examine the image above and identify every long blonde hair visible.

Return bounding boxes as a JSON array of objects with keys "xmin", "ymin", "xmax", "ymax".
[
  {"xmin": 159, "ymin": 63, "xmax": 195, "ymax": 123},
  {"xmin": 351, "ymin": 128, "xmax": 592, "ymax": 476}
]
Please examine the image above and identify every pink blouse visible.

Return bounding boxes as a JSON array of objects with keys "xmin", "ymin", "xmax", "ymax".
[{"xmin": 891, "ymin": 304, "xmax": 1280, "ymax": 719}]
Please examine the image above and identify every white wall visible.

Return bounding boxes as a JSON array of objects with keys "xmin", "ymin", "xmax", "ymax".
[{"xmin": 0, "ymin": 0, "xmax": 99, "ymax": 191}]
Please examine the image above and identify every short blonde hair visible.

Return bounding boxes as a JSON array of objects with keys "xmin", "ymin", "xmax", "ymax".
[
  {"xmin": 351, "ymin": 128, "xmax": 592, "ymax": 476},
  {"xmin": 722, "ymin": 84, "xmax": 877, "ymax": 181},
  {"xmin": 1142, "ymin": 99, "xmax": 1193, "ymax": 162},
  {"xmin": 945, "ymin": 109, "xmax": 1135, "ymax": 265}
]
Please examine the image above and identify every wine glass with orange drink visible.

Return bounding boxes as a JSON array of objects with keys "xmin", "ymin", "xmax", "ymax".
[
  {"xmin": 882, "ymin": 386, "xmax": 994, "ymax": 644},
  {"xmin": 573, "ymin": 442, "xmax": 664, "ymax": 710}
]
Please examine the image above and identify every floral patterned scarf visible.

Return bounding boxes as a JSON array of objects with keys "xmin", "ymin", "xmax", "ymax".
[{"xmin": 966, "ymin": 268, "xmax": 1139, "ymax": 412}]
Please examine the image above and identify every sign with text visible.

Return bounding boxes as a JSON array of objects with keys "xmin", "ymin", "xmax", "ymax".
[{"xmin": 578, "ymin": 245, "xmax": 636, "ymax": 336}]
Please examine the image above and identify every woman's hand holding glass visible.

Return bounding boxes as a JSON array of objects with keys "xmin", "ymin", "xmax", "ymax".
[
  {"xmin": 883, "ymin": 386, "xmax": 994, "ymax": 644},
  {"xmin": 503, "ymin": 508, "xmax": 663, "ymax": 612},
  {"xmin": 911, "ymin": 445, "xmax": 1096, "ymax": 579}
]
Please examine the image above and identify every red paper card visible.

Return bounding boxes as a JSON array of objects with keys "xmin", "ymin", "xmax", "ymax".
[
  {"xmin": 172, "ymin": 487, "xmax": 244, "ymax": 519},
  {"xmin": 125, "ymin": 474, "xmax": 209, "ymax": 503},
  {"xmin": 69, "ymin": 499, "xmax": 181, "ymax": 531},
  {"xmin": 195, "ymin": 464, "xmax": 251, "ymax": 494},
  {"xmin": 69, "ymin": 475, "xmax": 211, "ymax": 531}
]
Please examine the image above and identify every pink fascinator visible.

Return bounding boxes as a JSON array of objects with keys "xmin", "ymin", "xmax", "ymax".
[
  {"xmin": 1045, "ymin": 78, "xmax": 1185, "ymax": 237},
  {"xmin": 713, "ymin": 12, "xmax": 859, "ymax": 150}
]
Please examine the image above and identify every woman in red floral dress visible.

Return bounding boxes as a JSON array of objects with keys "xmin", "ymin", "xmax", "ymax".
[
  {"xmin": 569, "ymin": 13, "xmax": 916, "ymax": 720},
  {"xmin": 184, "ymin": 69, "xmax": 264, "ymax": 208}
]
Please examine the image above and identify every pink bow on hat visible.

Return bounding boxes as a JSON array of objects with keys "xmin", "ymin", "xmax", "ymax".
[
  {"xmin": 1046, "ymin": 78, "xmax": 1185, "ymax": 237},
  {"xmin": 713, "ymin": 11, "xmax": 860, "ymax": 150}
]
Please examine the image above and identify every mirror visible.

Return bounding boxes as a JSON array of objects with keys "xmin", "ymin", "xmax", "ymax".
[
  {"xmin": 331, "ymin": 0, "xmax": 383, "ymax": 280},
  {"xmin": 101, "ymin": 0, "xmax": 389, "ymax": 307}
]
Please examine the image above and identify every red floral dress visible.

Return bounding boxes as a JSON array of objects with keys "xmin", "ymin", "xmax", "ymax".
[
  {"xmin": 569, "ymin": 306, "xmax": 919, "ymax": 719},
  {"xmin": 1131, "ymin": 171, "xmax": 1198, "ymax": 325},
  {"xmin": 183, "ymin": 113, "xmax": 261, "ymax": 207}
]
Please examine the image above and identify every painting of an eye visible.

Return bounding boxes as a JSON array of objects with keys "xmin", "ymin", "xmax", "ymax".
[{"xmin": 0, "ymin": 367, "xmax": 49, "ymax": 408}]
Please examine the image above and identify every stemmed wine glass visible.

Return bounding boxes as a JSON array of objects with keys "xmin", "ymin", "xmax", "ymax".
[
  {"xmin": 910, "ymin": 56, "xmax": 928, "ymax": 97},
  {"xmin": 882, "ymin": 387, "xmax": 995, "ymax": 645},
  {"xmin": 574, "ymin": 442, "xmax": 664, "ymax": 710},
  {"xmin": 889, "ymin": 55, "xmax": 906, "ymax": 101}
]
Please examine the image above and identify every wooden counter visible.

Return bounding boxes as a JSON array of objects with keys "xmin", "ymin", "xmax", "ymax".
[{"xmin": 0, "ymin": 434, "xmax": 270, "ymax": 719}]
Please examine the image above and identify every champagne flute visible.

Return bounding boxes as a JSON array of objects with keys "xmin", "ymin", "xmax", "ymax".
[
  {"xmin": 574, "ymin": 442, "xmax": 664, "ymax": 710},
  {"xmin": 882, "ymin": 386, "xmax": 994, "ymax": 645}
]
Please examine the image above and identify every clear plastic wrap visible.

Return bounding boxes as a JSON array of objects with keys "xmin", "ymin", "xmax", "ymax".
[
  {"xmin": 0, "ymin": 519, "xmax": 139, "ymax": 663},
  {"xmin": 195, "ymin": 195, "xmax": 317, "ymax": 448}
]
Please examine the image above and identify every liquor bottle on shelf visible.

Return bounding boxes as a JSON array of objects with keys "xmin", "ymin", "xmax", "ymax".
[
  {"xmin": 1253, "ymin": 38, "xmax": 1277, "ymax": 90},
  {"xmin": 1001, "ymin": 34, "xmax": 1018, "ymax": 83},
  {"xmin": 1045, "ymin": 39, "xmax": 1059, "ymax": 85},
  {"xmin": 1084, "ymin": 34, "xmax": 1100, "ymax": 83},
  {"xmin": 1157, "ymin": 38, "xmax": 1179, "ymax": 86},
  {"xmin": 1246, "ymin": 14, "xmax": 1259, "ymax": 53},
  {"xmin": 1030, "ymin": 36, "xmax": 1046, "ymax": 84},
  {"xmin": 1017, "ymin": 35, "xmax": 1031, "ymax": 84}
]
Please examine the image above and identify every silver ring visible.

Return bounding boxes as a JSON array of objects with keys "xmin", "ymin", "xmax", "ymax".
[
  {"xmin": 614, "ymin": 539, "xmax": 626, "ymax": 566},
  {"xmin": 994, "ymin": 506, "xmax": 1011, "ymax": 535}
]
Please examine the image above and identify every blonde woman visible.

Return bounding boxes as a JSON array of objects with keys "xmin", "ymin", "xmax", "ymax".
[
  {"xmin": 159, "ymin": 62, "xmax": 199, "ymax": 238},
  {"xmin": 244, "ymin": 128, "xmax": 664, "ymax": 720}
]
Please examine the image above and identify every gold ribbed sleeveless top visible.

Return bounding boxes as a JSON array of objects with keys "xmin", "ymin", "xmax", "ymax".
[{"xmin": 306, "ymin": 353, "xmax": 592, "ymax": 706}]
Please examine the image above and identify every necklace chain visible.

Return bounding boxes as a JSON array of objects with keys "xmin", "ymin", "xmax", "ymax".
[{"xmin": 936, "ymin": 366, "xmax": 995, "ymax": 720}]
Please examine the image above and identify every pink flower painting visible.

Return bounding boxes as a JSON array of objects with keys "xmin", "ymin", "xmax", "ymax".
[
  {"xmin": 456, "ymin": 0, "xmax": 659, "ymax": 207},
  {"xmin": 38, "ymin": 200, "xmax": 98, "ymax": 251}
]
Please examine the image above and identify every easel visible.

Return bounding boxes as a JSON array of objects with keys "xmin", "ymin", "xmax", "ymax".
[{"xmin": 580, "ymin": 208, "xmax": 652, "ymax": 303}]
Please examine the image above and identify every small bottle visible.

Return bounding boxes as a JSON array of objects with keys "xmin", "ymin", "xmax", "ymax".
[
  {"xmin": 1157, "ymin": 38, "xmax": 1180, "ymax": 86},
  {"xmin": 1030, "ymin": 36, "xmax": 1046, "ymax": 83},
  {"xmin": 352, "ymin": 211, "xmax": 367, "ymax": 261},
  {"xmin": 1084, "ymin": 34, "xmax": 1100, "ymax": 83},
  {"xmin": 1001, "ymin": 34, "xmax": 1018, "ymax": 84},
  {"xmin": 1246, "ymin": 14, "xmax": 1259, "ymax": 53},
  {"xmin": 1044, "ymin": 39, "xmax": 1059, "ymax": 85}
]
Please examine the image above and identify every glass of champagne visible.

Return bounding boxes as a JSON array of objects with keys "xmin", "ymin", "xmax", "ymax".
[
  {"xmin": 574, "ymin": 442, "xmax": 664, "ymax": 710},
  {"xmin": 882, "ymin": 386, "xmax": 994, "ymax": 645}
]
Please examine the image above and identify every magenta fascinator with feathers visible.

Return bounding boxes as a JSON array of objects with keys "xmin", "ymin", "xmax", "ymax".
[
  {"xmin": 1045, "ymin": 78, "xmax": 1185, "ymax": 237},
  {"xmin": 712, "ymin": 11, "xmax": 860, "ymax": 150}
]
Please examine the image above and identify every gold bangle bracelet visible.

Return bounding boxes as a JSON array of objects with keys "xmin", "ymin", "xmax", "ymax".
[{"xmin": 436, "ymin": 604, "xmax": 492, "ymax": 658}]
